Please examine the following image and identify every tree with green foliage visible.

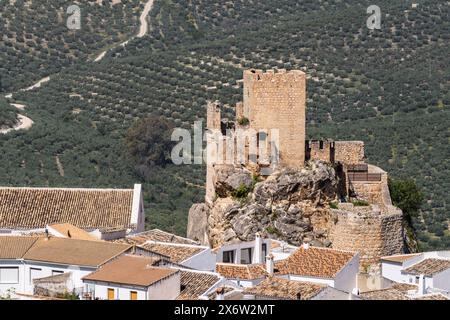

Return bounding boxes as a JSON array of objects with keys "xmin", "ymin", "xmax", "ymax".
[
  {"xmin": 125, "ymin": 116, "xmax": 176, "ymax": 180},
  {"xmin": 388, "ymin": 178, "xmax": 424, "ymax": 222}
]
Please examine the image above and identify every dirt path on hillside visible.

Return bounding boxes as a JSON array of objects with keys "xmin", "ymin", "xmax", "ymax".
[
  {"xmin": 0, "ymin": 114, "xmax": 34, "ymax": 134},
  {"xmin": 137, "ymin": 0, "xmax": 154, "ymax": 38},
  {"xmin": 94, "ymin": 0, "xmax": 154, "ymax": 62}
]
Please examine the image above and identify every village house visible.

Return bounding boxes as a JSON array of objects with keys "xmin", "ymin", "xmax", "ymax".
[
  {"xmin": 215, "ymin": 233, "xmax": 271, "ymax": 265},
  {"xmin": 0, "ymin": 184, "xmax": 145, "ymax": 237},
  {"xmin": 381, "ymin": 251, "xmax": 450, "ymax": 297},
  {"xmin": 0, "ymin": 235, "xmax": 132, "ymax": 297},
  {"xmin": 114, "ymin": 229, "xmax": 216, "ymax": 271},
  {"xmin": 242, "ymin": 277, "xmax": 358, "ymax": 300},
  {"xmin": 82, "ymin": 255, "xmax": 238, "ymax": 300},
  {"xmin": 216, "ymin": 243, "xmax": 359, "ymax": 294},
  {"xmin": 82, "ymin": 255, "xmax": 181, "ymax": 300}
]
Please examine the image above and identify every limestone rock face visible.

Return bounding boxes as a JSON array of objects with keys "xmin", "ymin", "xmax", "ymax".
[
  {"xmin": 188, "ymin": 161, "xmax": 340, "ymax": 247},
  {"xmin": 213, "ymin": 165, "xmax": 253, "ymax": 197},
  {"xmin": 187, "ymin": 203, "xmax": 210, "ymax": 246}
]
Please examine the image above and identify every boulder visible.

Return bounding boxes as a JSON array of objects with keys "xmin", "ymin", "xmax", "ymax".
[{"xmin": 187, "ymin": 203, "xmax": 210, "ymax": 246}]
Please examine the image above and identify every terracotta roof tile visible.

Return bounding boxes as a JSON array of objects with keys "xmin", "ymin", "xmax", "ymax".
[
  {"xmin": 82, "ymin": 255, "xmax": 178, "ymax": 287},
  {"xmin": 381, "ymin": 253, "xmax": 422, "ymax": 263},
  {"xmin": 0, "ymin": 187, "xmax": 135, "ymax": 230},
  {"xmin": 23, "ymin": 237, "xmax": 131, "ymax": 267},
  {"xmin": 404, "ymin": 259, "xmax": 450, "ymax": 276},
  {"xmin": 274, "ymin": 247, "xmax": 356, "ymax": 278},
  {"xmin": 0, "ymin": 236, "xmax": 38, "ymax": 259},
  {"xmin": 216, "ymin": 263, "xmax": 268, "ymax": 280},
  {"xmin": 244, "ymin": 277, "xmax": 326, "ymax": 300},
  {"xmin": 116, "ymin": 229, "xmax": 199, "ymax": 246},
  {"xmin": 359, "ymin": 283, "xmax": 448, "ymax": 300},
  {"xmin": 140, "ymin": 243, "xmax": 204, "ymax": 263},
  {"xmin": 177, "ymin": 271, "xmax": 221, "ymax": 300},
  {"xmin": 49, "ymin": 223, "xmax": 98, "ymax": 241}
]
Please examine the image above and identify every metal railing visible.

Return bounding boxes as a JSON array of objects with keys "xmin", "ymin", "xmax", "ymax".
[{"xmin": 348, "ymin": 172, "xmax": 382, "ymax": 182}]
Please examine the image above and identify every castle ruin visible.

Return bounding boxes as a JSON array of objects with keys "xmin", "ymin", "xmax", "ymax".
[{"xmin": 192, "ymin": 68, "xmax": 405, "ymax": 268}]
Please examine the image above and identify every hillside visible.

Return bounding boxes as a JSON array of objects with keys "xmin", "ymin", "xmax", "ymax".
[{"xmin": 0, "ymin": 0, "xmax": 449, "ymax": 249}]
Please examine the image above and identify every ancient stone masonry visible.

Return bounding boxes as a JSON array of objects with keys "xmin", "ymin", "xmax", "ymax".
[
  {"xmin": 242, "ymin": 69, "xmax": 306, "ymax": 168},
  {"xmin": 189, "ymin": 68, "xmax": 406, "ymax": 269},
  {"xmin": 329, "ymin": 204, "xmax": 404, "ymax": 267}
]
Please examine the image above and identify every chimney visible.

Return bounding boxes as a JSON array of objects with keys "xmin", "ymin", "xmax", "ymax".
[
  {"xmin": 302, "ymin": 243, "xmax": 310, "ymax": 250},
  {"xmin": 252, "ymin": 232, "xmax": 263, "ymax": 264},
  {"xmin": 417, "ymin": 274, "xmax": 425, "ymax": 295},
  {"xmin": 350, "ymin": 288, "xmax": 360, "ymax": 300},
  {"xmin": 266, "ymin": 254, "xmax": 274, "ymax": 276},
  {"xmin": 44, "ymin": 228, "xmax": 49, "ymax": 241},
  {"xmin": 216, "ymin": 287, "xmax": 225, "ymax": 301}
]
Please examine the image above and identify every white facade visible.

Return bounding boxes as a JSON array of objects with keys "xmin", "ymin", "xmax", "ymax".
[
  {"xmin": 0, "ymin": 259, "xmax": 95, "ymax": 296},
  {"xmin": 84, "ymin": 272, "xmax": 181, "ymax": 300},
  {"xmin": 381, "ymin": 251, "xmax": 450, "ymax": 296},
  {"xmin": 215, "ymin": 239, "xmax": 271, "ymax": 265},
  {"xmin": 130, "ymin": 184, "xmax": 146, "ymax": 233},
  {"xmin": 180, "ymin": 246, "xmax": 216, "ymax": 271}
]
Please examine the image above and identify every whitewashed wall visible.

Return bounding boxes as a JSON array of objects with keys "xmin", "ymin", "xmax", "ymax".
[
  {"xmin": 88, "ymin": 282, "xmax": 147, "ymax": 300},
  {"xmin": 334, "ymin": 254, "xmax": 359, "ymax": 292},
  {"xmin": 182, "ymin": 248, "xmax": 216, "ymax": 271}
]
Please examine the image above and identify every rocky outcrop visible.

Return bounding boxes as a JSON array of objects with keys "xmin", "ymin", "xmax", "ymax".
[{"xmin": 188, "ymin": 161, "xmax": 340, "ymax": 248}]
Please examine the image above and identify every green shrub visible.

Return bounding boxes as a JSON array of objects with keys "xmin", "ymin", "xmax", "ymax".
[
  {"xmin": 352, "ymin": 199, "xmax": 369, "ymax": 206},
  {"xmin": 265, "ymin": 226, "xmax": 282, "ymax": 236},
  {"xmin": 232, "ymin": 183, "xmax": 251, "ymax": 199},
  {"xmin": 237, "ymin": 117, "xmax": 249, "ymax": 126},
  {"xmin": 329, "ymin": 202, "xmax": 338, "ymax": 209}
]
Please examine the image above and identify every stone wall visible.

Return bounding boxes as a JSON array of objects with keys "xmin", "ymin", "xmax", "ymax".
[
  {"xmin": 329, "ymin": 205, "xmax": 404, "ymax": 268},
  {"xmin": 243, "ymin": 69, "xmax": 306, "ymax": 168},
  {"xmin": 307, "ymin": 140, "xmax": 334, "ymax": 163},
  {"xmin": 350, "ymin": 166, "xmax": 392, "ymax": 212},
  {"xmin": 334, "ymin": 141, "xmax": 365, "ymax": 165}
]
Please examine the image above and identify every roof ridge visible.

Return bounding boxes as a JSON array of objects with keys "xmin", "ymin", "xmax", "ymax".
[{"xmin": 0, "ymin": 186, "xmax": 133, "ymax": 191}]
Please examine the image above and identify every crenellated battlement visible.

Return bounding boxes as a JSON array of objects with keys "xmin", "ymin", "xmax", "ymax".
[{"xmin": 243, "ymin": 69, "xmax": 306, "ymax": 83}]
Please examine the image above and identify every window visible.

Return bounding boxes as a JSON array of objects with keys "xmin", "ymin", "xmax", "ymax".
[
  {"xmin": 0, "ymin": 267, "xmax": 19, "ymax": 284},
  {"xmin": 240, "ymin": 248, "xmax": 253, "ymax": 264},
  {"xmin": 107, "ymin": 288, "xmax": 115, "ymax": 300},
  {"xmin": 262, "ymin": 243, "xmax": 267, "ymax": 261},
  {"xmin": 130, "ymin": 291, "xmax": 138, "ymax": 300},
  {"xmin": 30, "ymin": 268, "xmax": 42, "ymax": 284},
  {"xmin": 223, "ymin": 250, "xmax": 235, "ymax": 263}
]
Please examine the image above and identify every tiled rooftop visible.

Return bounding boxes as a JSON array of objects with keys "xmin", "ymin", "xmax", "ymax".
[
  {"xmin": 215, "ymin": 263, "xmax": 267, "ymax": 280},
  {"xmin": 116, "ymin": 229, "xmax": 199, "ymax": 246},
  {"xmin": 83, "ymin": 255, "xmax": 178, "ymax": 287},
  {"xmin": 274, "ymin": 246, "xmax": 356, "ymax": 278},
  {"xmin": 381, "ymin": 253, "xmax": 422, "ymax": 263},
  {"xmin": 360, "ymin": 283, "xmax": 449, "ymax": 300},
  {"xmin": 177, "ymin": 271, "xmax": 221, "ymax": 300},
  {"xmin": 360, "ymin": 283, "xmax": 416, "ymax": 300},
  {"xmin": 22, "ymin": 237, "xmax": 131, "ymax": 267},
  {"xmin": 0, "ymin": 236, "xmax": 38, "ymax": 259},
  {"xmin": 0, "ymin": 187, "xmax": 135, "ymax": 230},
  {"xmin": 49, "ymin": 223, "xmax": 98, "ymax": 241},
  {"xmin": 243, "ymin": 277, "xmax": 326, "ymax": 300},
  {"xmin": 404, "ymin": 258, "xmax": 450, "ymax": 276},
  {"xmin": 140, "ymin": 243, "xmax": 205, "ymax": 263}
]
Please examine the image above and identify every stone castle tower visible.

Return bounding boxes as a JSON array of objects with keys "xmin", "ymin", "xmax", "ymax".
[
  {"xmin": 192, "ymin": 68, "xmax": 405, "ymax": 268},
  {"xmin": 240, "ymin": 69, "xmax": 306, "ymax": 167}
]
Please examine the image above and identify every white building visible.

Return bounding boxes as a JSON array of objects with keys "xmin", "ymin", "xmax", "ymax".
[
  {"xmin": 0, "ymin": 235, "xmax": 132, "ymax": 297},
  {"xmin": 215, "ymin": 233, "xmax": 271, "ymax": 264},
  {"xmin": 0, "ymin": 184, "xmax": 145, "ymax": 237},
  {"xmin": 216, "ymin": 242, "xmax": 359, "ymax": 294},
  {"xmin": 381, "ymin": 251, "xmax": 450, "ymax": 296},
  {"xmin": 116, "ymin": 229, "xmax": 216, "ymax": 271},
  {"xmin": 82, "ymin": 255, "xmax": 181, "ymax": 300}
]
